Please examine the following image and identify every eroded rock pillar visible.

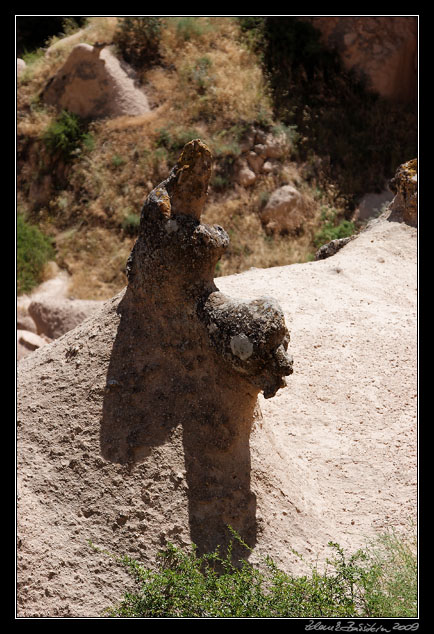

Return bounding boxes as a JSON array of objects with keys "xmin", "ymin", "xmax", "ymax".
[{"xmin": 101, "ymin": 139, "xmax": 293, "ymax": 553}]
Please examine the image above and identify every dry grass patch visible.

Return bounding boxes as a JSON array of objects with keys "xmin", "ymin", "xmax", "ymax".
[
  {"xmin": 146, "ymin": 17, "xmax": 272, "ymax": 131},
  {"xmin": 55, "ymin": 225, "xmax": 133, "ymax": 300},
  {"xmin": 205, "ymin": 181, "xmax": 321, "ymax": 276},
  {"xmin": 17, "ymin": 16, "xmax": 348, "ymax": 299}
]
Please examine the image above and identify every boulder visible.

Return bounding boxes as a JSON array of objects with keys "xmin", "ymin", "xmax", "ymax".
[
  {"xmin": 246, "ymin": 151, "xmax": 264, "ymax": 174},
  {"xmin": 260, "ymin": 184, "xmax": 310, "ymax": 235},
  {"xmin": 28, "ymin": 297, "xmax": 103, "ymax": 340},
  {"xmin": 17, "ymin": 313, "xmax": 37, "ymax": 334},
  {"xmin": 262, "ymin": 131, "xmax": 291, "ymax": 159},
  {"xmin": 42, "ymin": 43, "xmax": 150, "ymax": 119},
  {"xmin": 17, "ymin": 330, "xmax": 51, "ymax": 361},
  {"xmin": 236, "ymin": 159, "xmax": 256, "ymax": 187}
]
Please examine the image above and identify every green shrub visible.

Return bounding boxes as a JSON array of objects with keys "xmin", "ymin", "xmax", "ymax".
[
  {"xmin": 173, "ymin": 16, "xmax": 215, "ymax": 41},
  {"xmin": 211, "ymin": 174, "xmax": 231, "ymax": 192},
  {"xmin": 314, "ymin": 219, "xmax": 356, "ymax": 248},
  {"xmin": 99, "ymin": 527, "xmax": 417, "ymax": 618},
  {"xmin": 17, "ymin": 214, "xmax": 55, "ymax": 294},
  {"xmin": 113, "ymin": 17, "xmax": 163, "ymax": 69},
  {"xmin": 42, "ymin": 110, "xmax": 93, "ymax": 161},
  {"xmin": 111, "ymin": 154, "xmax": 125, "ymax": 168},
  {"xmin": 313, "ymin": 206, "xmax": 356, "ymax": 248},
  {"xmin": 360, "ymin": 529, "xmax": 418, "ymax": 618},
  {"xmin": 20, "ymin": 47, "xmax": 45, "ymax": 66}
]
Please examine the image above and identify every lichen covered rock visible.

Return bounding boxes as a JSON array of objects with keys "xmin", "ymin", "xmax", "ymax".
[
  {"xmin": 104, "ymin": 138, "xmax": 293, "ymax": 551},
  {"xmin": 315, "ymin": 236, "xmax": 355, "ymax": 261}
]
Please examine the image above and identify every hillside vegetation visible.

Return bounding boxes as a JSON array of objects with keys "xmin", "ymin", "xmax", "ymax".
[{"xmin": 17, "ymin": 16, "xmax": 417, "ymax": 299}]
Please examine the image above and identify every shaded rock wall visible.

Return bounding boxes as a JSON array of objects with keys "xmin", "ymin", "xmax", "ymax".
[{"xmin": 302, "ymin": 16, "xmax": 417, "ymax": 103}]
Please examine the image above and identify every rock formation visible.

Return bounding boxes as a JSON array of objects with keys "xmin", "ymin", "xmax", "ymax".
[
  {"xmin": 103, "ymin": 139, "xmax": 293, "ymax": 546},
  {"xmin": 388, "ymin": 158, "xmax": 417, "ymax": 227},
  {"xmin": 301, "ymin": 16, "xmax": 417, "ymax": 103},
  {"xmin": 28, "ymin": 297, "xmax": 103, "ymax": 340},
  {"xmin": 42, "ymin": 43, "xmax": 150, "ymax": 119},
  {"xmin": 17, "ymin": 140, "xmax": 294, "ymax": 616},
  {"xmin": 315, "ymin": 236, "xmax": 355, "ymax": 261},
  {"xmin": 234, "ymin": 127, "xmax": 293, "ymax": 187},
  {"xmin": 260, "ymin": 184, "xmax": 312, "ymax": 235},
  {"xmin": 17, "ymin": 268, "xmax": 103, "ymax": 361},
  {"xmin": 17, "ymin": 329, "xmax": 51, "ymax": 361}
]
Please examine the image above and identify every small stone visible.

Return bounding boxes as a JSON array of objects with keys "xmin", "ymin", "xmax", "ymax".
[{"xmin": 230, "ymin": 334, "xmax": 254, "ymax": 360}]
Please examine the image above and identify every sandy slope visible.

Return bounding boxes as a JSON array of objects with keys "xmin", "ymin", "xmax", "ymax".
[
  {"xmin": 16, "ymin": 212, "xmax": 417, "ymax": 617},
  {"xmin": 219, "ymin": 213, "xmax": 417, "ymax": 570}
]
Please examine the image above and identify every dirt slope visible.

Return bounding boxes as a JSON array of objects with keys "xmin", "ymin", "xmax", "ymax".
[{"xmin": 16, "ymin": 211, "xmax": 417, "ymax": 617}]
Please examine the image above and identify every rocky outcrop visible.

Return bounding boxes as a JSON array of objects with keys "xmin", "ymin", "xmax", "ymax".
[
  {"xmin": 16, "ymin": 184, "xmax": 417, "ymax": 617},
  {"xmin": 17, "ymin": 269, "xmax": 102, "ymax": 361},
  {"xmin": 315, "ymin": 236, "xmax": 355, "ymax": 261},
  {"xmin": 388, "ymin": 159, "xmax": 417, "ymax": 227},
  {"xmin": 17, "ymin": 313, "xmax": 37, "ymax": 334},
  {"xmin": 28, "ymin": 297, "xmax": 103, "ymax": 340},
  {"xmin": 234, "ymin": 127, "xmax": 293, "ymax": 187},
  {"xmin": 301, "ymin": 16, "xmax": 417, "ymax": 103},
  {"xmin": 260, "ymin": 184, "xmax": 313, "ymax": 235},
  {"xmin": 17, "ymin": 140, "xmax": 294, "ymax": 616},
  {"xmin": 42, "ymin": 43, "xmax": 150, "ymax": 119},
  {"xmin": 17, "ymin": 330, "xmax": 51, "ymax": 361}
]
